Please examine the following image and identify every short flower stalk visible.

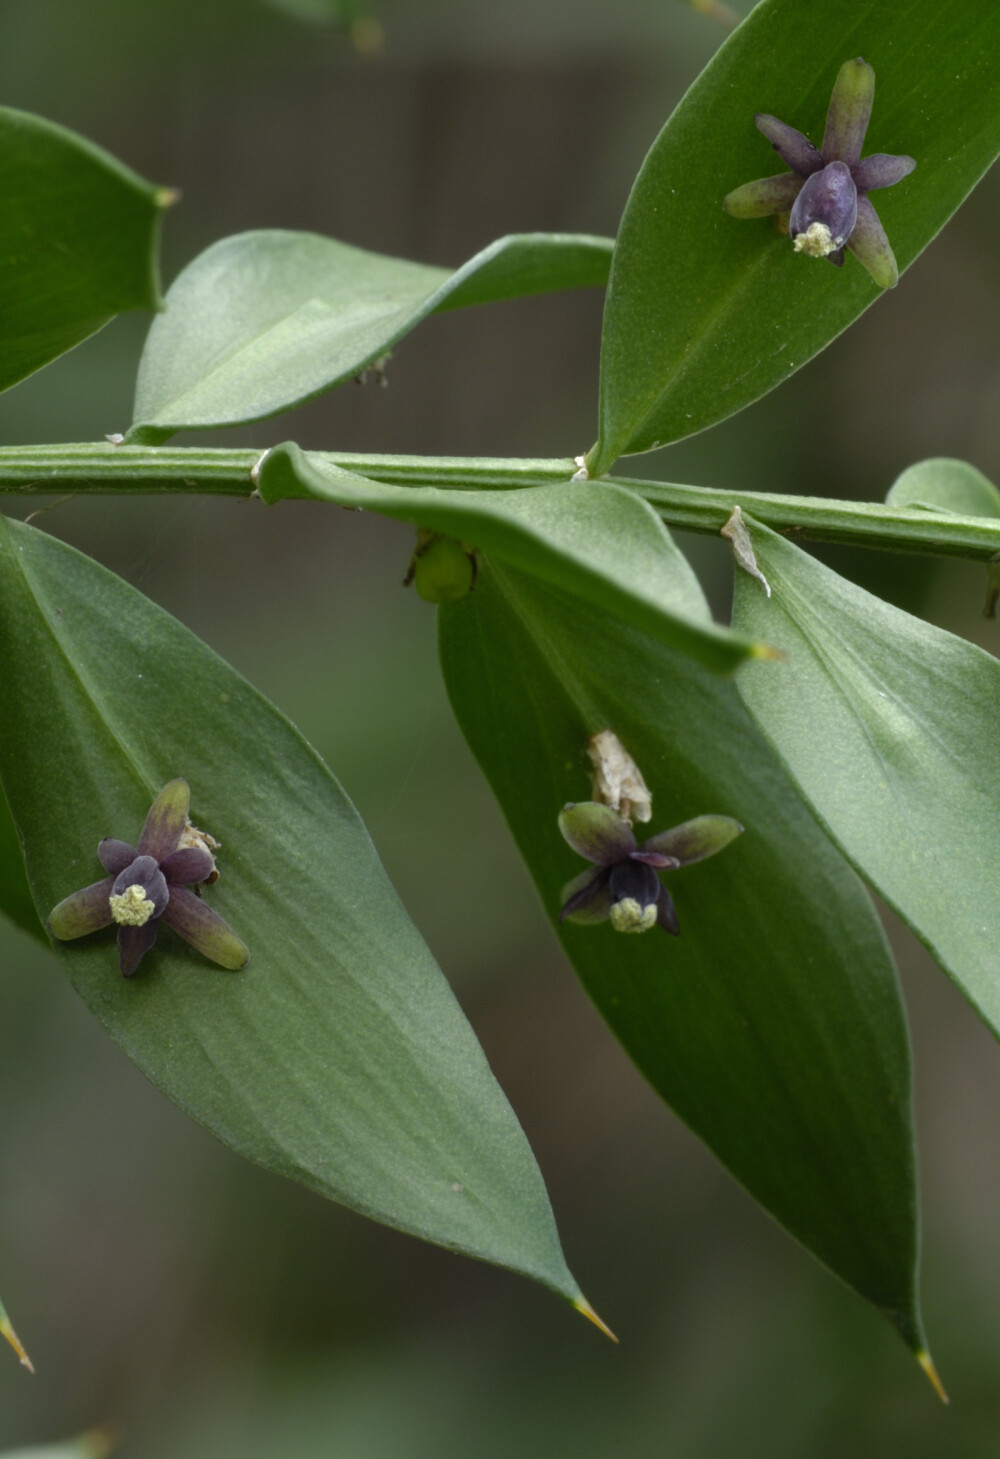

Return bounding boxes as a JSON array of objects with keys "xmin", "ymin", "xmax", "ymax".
[
  {"xmin": 557, "ymin": 801, "xmax": 743, "ymax": 936},
  {"xmin": 723, "ymin": 57, "xmax": 915, "ymax": 288},
  {"xmin": 47, "ymin": 779, "xmax": 249, "ymax": 976}
]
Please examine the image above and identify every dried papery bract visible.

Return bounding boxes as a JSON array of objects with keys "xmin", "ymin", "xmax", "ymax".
[
  {"xmin": 722, "ymin": 505, "xmax": 771, "ymax": 598},
  {"xmin": 587, "ymin": 729, "xmax": 653, "ymax": 824}
]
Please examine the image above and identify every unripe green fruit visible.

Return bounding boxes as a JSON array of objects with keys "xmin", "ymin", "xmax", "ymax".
[{"xmin": 413, "ymin": 537, "xmax": 476, "ymax": 604}]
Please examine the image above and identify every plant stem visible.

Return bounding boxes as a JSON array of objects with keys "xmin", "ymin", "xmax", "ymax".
[
  {"xmin": 0, "ymin": 443, "xmax": 571, "ymax": 496},
  {"xmin": 614, "ymin": 476, "xmax": 1000, "ymax": 561},
  {"xmin": 1, "ymin": 443, "xmax": 999, "ymax": 561}
]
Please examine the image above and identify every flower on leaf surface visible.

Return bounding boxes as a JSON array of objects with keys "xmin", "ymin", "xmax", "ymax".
[
  {"xmin": 47, "ymin": 779, "xmax": 249, "ymax": 977},
  {"xmin": 723, "ymin": 57, "xmax": 915, "ymax": 288},
  {"xmin": 558, "ymin": 801, "xmax": 743, "ymax": 936}
]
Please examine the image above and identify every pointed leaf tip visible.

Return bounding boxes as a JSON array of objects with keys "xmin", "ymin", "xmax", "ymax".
[
  {"xmin": 917, "ymin": 1349, "xmax": 949, "ymax": 1404},
  {"xmin": 749, "ymin": 641, "xmax": 786, "ymax": 662},
  {"xmin": 572, "ymin": 1296, "xmax": 619, "ymax": 1343},
  {"xmin": 1, "ymin": 1312, "xmax": 34, "ymax": 1372}
]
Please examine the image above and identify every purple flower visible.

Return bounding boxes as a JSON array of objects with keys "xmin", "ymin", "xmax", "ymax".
[
  {"xmin": 557, "ymin": 802, "xmax": 743, "ymax": 936},
  {"xmin": 723, "ymin": 57, "xmax": 915, "ymax": 288},
  {"xmin": 47, "ymin": 779, "xmax": 249, "ymax": 977}
]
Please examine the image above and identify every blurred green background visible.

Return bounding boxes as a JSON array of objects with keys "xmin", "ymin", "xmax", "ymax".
[{"xmin": 2, "ymin": 1, "xmax": 1000, "ymax": 1453}]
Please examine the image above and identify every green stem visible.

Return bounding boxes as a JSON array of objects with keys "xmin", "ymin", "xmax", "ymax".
[
  {"xmin": 614, "ymin": 476, "xmax": 1000, "ymax": 561},
  {"xmin": 0, "ymin": 443, "xmax": 571, "ymax": 496},
  {"xmin": 1, "ymin": 443, "xmax": 999, "ymax": 561}
]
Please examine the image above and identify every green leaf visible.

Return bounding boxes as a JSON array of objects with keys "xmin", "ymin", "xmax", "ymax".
[
  {"xmin": 128, "ymin": 230, "xmax": 613, "ymax": 442},
  {"xmin": 732, "ymin": 516, "xmax": 1000, "ymax": 1043},
  {"xmin": 0, "ymin": 107, "xmax": 165, "ymax": 395},
  {"xmin": 256, "ymin": 441, "xmax": 759, "ymax": 674},
  {"xmin": 588, "ymin": 0, "xmax": 1000, "ymax": 472},
  {"xmin": 439, "ymin": 560, "xmax": 930, "ymax": 1362},
  {"xmin": 0, "ymin": 783, "xmax": 45, "ymax": 942},
  {"xmin": 886, "ymin": 457, "xmax": 1000, "ymax": 518},
  {"xmin": 0, "ymin": 513, "xmax": 586, "ymax": 1310},
  {"xmin": 0, "ymin": 1292, "xmax": 32, "ymax": 1373}
]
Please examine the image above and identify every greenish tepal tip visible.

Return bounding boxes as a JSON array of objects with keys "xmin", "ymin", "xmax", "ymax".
[{"xmin": 191, "ymin": 918, "xmax": 250, "ymax": 972}]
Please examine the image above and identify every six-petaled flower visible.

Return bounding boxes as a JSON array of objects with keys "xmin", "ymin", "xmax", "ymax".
[
  {"xmin": 558, "ymin": 801, "xmax": 743, "ymax": 935},
  {"xmin": 47, "ymin": 779, "xmax": 249, "ymax": 977},
  {"xmin": 723, "ymin": 57, "xmax": 915, "ymax": 289}
]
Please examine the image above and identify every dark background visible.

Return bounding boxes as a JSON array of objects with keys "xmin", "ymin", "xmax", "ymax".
[{"xmin": 2, "ymin": 1, "xmax": 1000, "ymax": 1453}]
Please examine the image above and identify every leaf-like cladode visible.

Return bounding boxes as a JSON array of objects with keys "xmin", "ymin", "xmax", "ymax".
[
  {"xmin": 256, "ymin": 442, "xmax": 759, "ymax": 675},
  {"xmin": 732, "ymin": 515, "xmax": 1000, "ymax": 1042},
  {"xmin": 588, "ymin": 0, "xmax": 1000, "ymax": 471},
  {"xmin": 0, "ymin": 511, "xmax": 584, "ymax": 1307},
  {"xmin": 886, "ymin": 458, "xmax": 1000, "ymax": 518},
  {"xmin": 439, "ymin": 559, "xmax": 929, "ymax": 1360},
  {"xmin": 0, "ymin": 107, "xmax": 164, "ymax": 395},
  {"xmin": 0, "ymin": 785, "xmax": 44, "ymax": 943},
  {"xmin": 128, "ymin": 230, "xmax": 613, "ymax": 441}
]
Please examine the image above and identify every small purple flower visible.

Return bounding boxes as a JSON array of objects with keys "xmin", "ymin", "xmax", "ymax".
[
  {"xmin": 47, "ymin": 779, "xmax": 249, "ymax": 977},
  {"xmin": 557, "ymin": 802, "xmax": 743, "ymax": 936},
  {"xmin": 723, "ymin": 57, "xmax": 915, "ymax": 288}
]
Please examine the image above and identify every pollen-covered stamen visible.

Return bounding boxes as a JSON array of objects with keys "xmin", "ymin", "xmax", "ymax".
[
  {"xmin": 607, "ymin": 859, "xmax": 660, "ymax": 936},
  {"xmin": 609, "ymin": 899, "xmax": 659, "ymax": 934},
  {"xmin": 109, "ymin": 884, "xmax": 157, "ymax": 927},
  {"xmin": 109, "ymin": 855, "xmax": 169, "ymax": 928},
  {"xmin": 793, "ymin": 222, "xmax": 838, "ymax": 258}
]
